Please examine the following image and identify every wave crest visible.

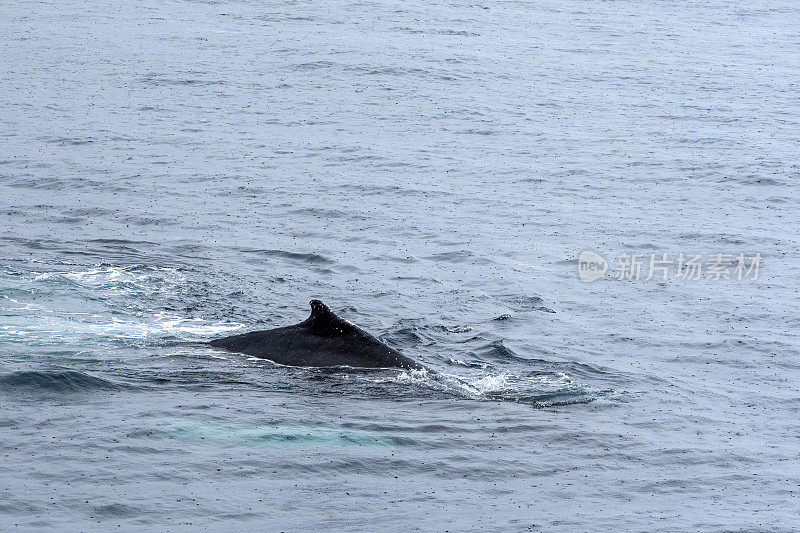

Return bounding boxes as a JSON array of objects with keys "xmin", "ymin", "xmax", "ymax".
[{"xmin": 0, "ymin": 370, "xmax": 121, "ymax": 393}]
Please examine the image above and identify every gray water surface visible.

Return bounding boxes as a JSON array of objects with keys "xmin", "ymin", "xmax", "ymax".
[{"xmin": 1, "ymin": 0, "xmax": 799, "ymax": 530}]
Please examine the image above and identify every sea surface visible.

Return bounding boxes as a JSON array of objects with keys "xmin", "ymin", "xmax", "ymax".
[{"xmin": 2, "ymin": 0, "xmax": 799, "ymax": 530}]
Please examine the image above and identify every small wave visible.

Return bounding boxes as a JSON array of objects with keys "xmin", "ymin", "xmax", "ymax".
[
  {"xmin": 424, "ymin": 250, "xmax": 494, "ymax": 264},
  {"xmin": 1, "ymin": 295, "xmax": 39, "ymax": 311},
  {"xmin": 731, "ymin": 175, "xmax": 786, "ymax": 186},
  {"xmin": 385, "ymin": 319, "xmax": 444, "ymax": 345},
  {"xmin": 141, "ymin": 74, "xmax": 224, "ymax": 87},
  {"xmin": 494, "ymin": 293, "xmax": 553, "ymax": 313},
  {"xmin": 472, "ymin": 339, "xmax": 521, "ymax": 361},
  {"xmin": 490, "ymin": 389, "xmax": 597, "ymax": 407},
  {"xmin": 92, "ymin": 503, "xmax": 141, "ymax": 519},
  {"xmin": 40, "ymin": 136, "xmax": 96, "ymax": 145},
  {"xmin": 239, "ymin": 248, "xmax": 333, "ymax": 265},
  {"xmin": 0, "ymin": 370, "xmax": 121, "ymax": 393},
  {"xmin": 164, "ymin": 419, "xmax": 413, "ymax": 447}
]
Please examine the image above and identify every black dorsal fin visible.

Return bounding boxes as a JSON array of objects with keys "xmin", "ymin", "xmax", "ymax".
[{"xmin": 305, "ymin": 299, "xmax": 355, "ymax": 337}]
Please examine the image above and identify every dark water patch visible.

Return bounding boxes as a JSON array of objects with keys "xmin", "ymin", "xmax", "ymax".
[
  {"xmin": 766, "ymin": 195, "xmax": 790, "ymax": 204},
  {"xmin": 730, "ymin": 175, "xmax": 786, "ymax": 186},
  {"xmin": 0, "ymin": 417, "xmax": 21, "ymax": 427},
  {"xmin": 293, "ymin": 60, "xmax": 335, "ymax": 71},
  {"xmin": 123, "ymin": 369, "xmax": 258, "ymax": 389},
  {"xmin": 164, "ymin": 242, "xmax": 213, "ymax": 262},
  {"xmin": 38, "ymin": 135, "xmax": 96, "ymax": 146},
  {"xmin": 560, "ymin": 361, "xmax": 615, "ymax": 380},
  {"xmin": 141, "ymin": 74, "xmax": 225, "ymax": 87},
  {"xmin": 274, "ymin": 456, "xmax": 529, "ymax": 479},
  {"xmin": 5, "ymin": 176, "xmax": 66, "ymax": 190},
  {"xmin": 336, "ymin": 153, "xmax": 387, "ymax": 164},
  {"xmin": 366, "ymin": 253, "xmax": 418, "ymax": 264},
  {"xmin": 121, "ymin": 214, "xmax": 174, "ymax": 227},
  {"xmin": 43, "ymin": 215, "xmax": 85, "ymax": 224},
  {"xmin": 456, "ymin": 128, "xmax": 496, "ymax": 135},
  {"xmin": 554, "ymin": 257, "xmax": 578, "ymax": 266},
  {"xmin": 495, "ymin": 293, "xmax": 554, "ymax": 313},
  {"xmin": 483, "ymin": 388, "xmax": 596, "ymax": 408},
  {"xmin": 305, "ymin": 366, "xmax": 395, "ymax": 378},
  {"xmin": 85, "ymin": 239, "xmax": 156, "ymax": 248},
  {"xmin": 0, "ymin": 207, "xmax": 27, "ymax": 217},
  {"xmin": 390, "ymin": 25, "xmax": 425, "ymax": 34},
  {"xmin": 285, "ymin": 15, "xmax": 319, "ymax": 22},
  {"xmin": 425, "ymin": 250, "xmax": 493, "ymax": 265},
  {"xmin": 344, "ymin": 65, "xmax": 405, "ymax": 77},
  {"xmin": 715, "ymin": 235, "xmax": 747, "ymax": 245},
  {"xmin": 434, "ymin": 29, "xmax": 481, "ymax": 37},
  {"xmin": 77, "ymin": 239, "xmax": 159, "ymax": 260},
  {"xmin": 237, "ymin": 247, "xmax": 334, "ymax": 265},
  {"xmin": 92, "ymin": 503, "xmax": 142, "ymax": 518},
  {"xmin": 62, "ymin": 207, "xmax": 114, "ymax": 218},
  {"xmin": 289, "ymin": 207, "xmax": 353, "ymax": 219},
  {"xmin": 392, "ymin": 275, "xmax": 441, "ymax": 283},
  {"xmin": 0, "ymin": 370, "xmax": 122, "ymax": 394},
  {"xmin": 617, "ymin": 242, "xmax": 661, "ymax": 251},
  {"xmin": 21, "ymin": 240, "xmax": 164, "ymax": 263},
  {"xmin": 334, "ymin": 182, "xmax": 451, "ymax": 198}
]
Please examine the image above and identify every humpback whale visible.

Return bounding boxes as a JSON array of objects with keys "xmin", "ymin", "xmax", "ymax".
[{"xmin": 209, "ymin": 300, "xmax": 426, "ymax": 370}]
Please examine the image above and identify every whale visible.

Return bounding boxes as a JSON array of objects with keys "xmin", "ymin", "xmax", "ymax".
[{"xmin": 208, "ymin": 299, "xmax": 426, "ymax": 370}]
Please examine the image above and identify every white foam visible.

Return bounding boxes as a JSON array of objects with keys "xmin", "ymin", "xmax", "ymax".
[
  {"xmin": 1, "ymin": 265, "xmax": 241, "ymax": 343},
  {"xmin": 79, "ymin": 314, "xmax": 243, "ymax": 339},
  {"xmin": 31, "ymin": 265, "xmax": 186, "ymax": 296},
  {"xmin": 0, "ymin": 313, "xmax": 242, "ymax": 343},
  {"xmin": 468, "ymin": 372, "xmax": 512, "ymax": 393},
  {"xmin": 393, "ymin": 368, "xmax": 433, "ymax": 384}
]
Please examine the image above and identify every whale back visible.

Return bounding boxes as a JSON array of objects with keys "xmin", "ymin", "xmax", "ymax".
[{"xmin": 209, "ymin": 300, "xmax": 426, "ymax": 370}]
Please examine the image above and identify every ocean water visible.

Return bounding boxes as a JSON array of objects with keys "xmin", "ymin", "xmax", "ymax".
[{"xmin": 1, "ymin": 0, "xmax": 799, "ymax": 530}]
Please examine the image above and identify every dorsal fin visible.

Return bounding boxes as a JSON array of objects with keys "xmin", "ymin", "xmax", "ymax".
[{"xmin": 305, "ymin": 299, "xmax": 355, "ymax": 337}]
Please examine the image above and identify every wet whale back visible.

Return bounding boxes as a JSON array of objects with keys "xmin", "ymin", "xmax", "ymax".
[{"xmin": 209, "ymin": 300, "xmax": 425, "ymax": 370}]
